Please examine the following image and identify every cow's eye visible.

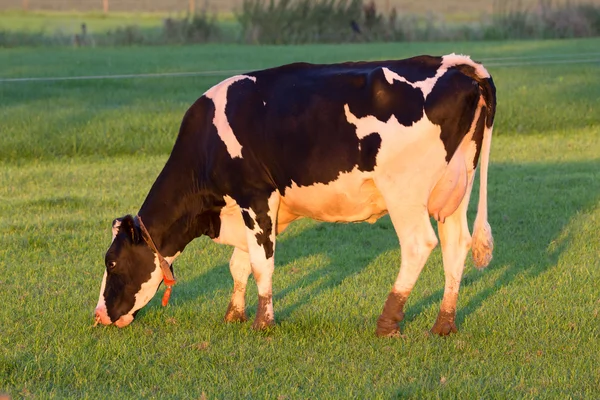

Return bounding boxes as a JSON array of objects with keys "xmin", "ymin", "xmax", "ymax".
[{"xmin": 107, "ymin": 261, "xmax": 117, "ymax": 270}]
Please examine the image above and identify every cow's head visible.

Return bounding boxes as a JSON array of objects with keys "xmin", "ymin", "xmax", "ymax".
[{"xmin": 94, "ymin": 215, "xmax": 165, "ymax": 328}]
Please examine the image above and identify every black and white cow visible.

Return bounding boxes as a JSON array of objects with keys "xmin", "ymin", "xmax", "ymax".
[{"xmin": 95, "ymin": 54, "xmax": 496, "ymax": 336}]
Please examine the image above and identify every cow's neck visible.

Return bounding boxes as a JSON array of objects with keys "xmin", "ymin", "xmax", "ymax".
[
  {"xmin": 137, "ymin": 163, "xmax": 222, "ymax": 258},
  {"xmin": 138, "ymin": 198, "xmax": 196, "ymax": 258}
]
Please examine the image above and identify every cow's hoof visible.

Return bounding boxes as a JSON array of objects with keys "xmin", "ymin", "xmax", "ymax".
[
  {"xmin": 376, "ymin": 292, "xmax": 407, "ymax": 338},
  {"xmin": 224, "ymin": 303, "xmax": 247, "ymax": 323},
  {"xmin": 376, "ymin": 326, "xmax": 402, "ymax": 338},
  {"xmin": 430, "ymin": 320, "xmax": 458, "ymax": 336},
  {"xmin": 376, "ymin": 316, "xmax": 402, "ymax": 338},
  {"xmin": 252, "ymin": 318, "xmax": 275, "ymax": 331}
]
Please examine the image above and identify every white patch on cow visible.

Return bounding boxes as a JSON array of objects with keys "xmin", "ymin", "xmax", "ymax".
[
  {"xmin": 344, "ymin": 104, "xmax": 403, "ymax": 138},
  {"xmin": 226, "ymin": 247, "xmax": 252, "ymax": 320},
  {"xmin": 382, "ymin": 54, "xmax": 489, "ymax": 99},
  {"xmin": 130, "ymin": 256, "xmax": 164, "ymax": 313},
  {"xmin": 214, "ymin": 195, "xmax": 297, "ymax": 251},
  {"xmin": 212, "ymin": 195, "xmax": 248, "ymax": 250},
  {"xmin": 442, "ymin": 53, "xmax": 490, "ymax": 78},
  {"xmin": 95, "ymin": 270, "xmax": 108, "ymax": 314},
  {"xmin": 165, "ymin": 251, "xmax": 181, "ymax": 265},
  {"xmin": 345, "ymin": 104, "xmax": 448, "ymax": 204},
  {"xmin": 204, "ymin": 75, "xmax": 257, "ymax": 159},
  {"xmin": 283, "ymin": 169, "xmax": 387, "ymax": 223},
  {"xmin": 382, "ymin": 67, "xmax": 442, "ymax": 99},
  {"xmin": 344, "ymin": 103, "xmax": 435, "ymax": 150}
]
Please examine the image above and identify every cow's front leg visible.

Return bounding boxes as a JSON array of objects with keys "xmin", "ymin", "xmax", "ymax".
[
  {"xmin": 241, "ymin": 192, "xmax": 280, "ymax": 330},
  {"xmin": 225, "ymin": 247, "xmax": 251, "ymax": 323}
]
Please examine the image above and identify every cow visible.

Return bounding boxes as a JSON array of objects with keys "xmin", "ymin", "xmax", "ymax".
[{"xmin": 94, "ymin": 54, "xmax": 496, "ymax": 336}]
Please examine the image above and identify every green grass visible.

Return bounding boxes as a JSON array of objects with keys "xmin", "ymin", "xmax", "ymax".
[{"xmin": 1, "ymin": 39, "xmax": 599, "ymax": 398}]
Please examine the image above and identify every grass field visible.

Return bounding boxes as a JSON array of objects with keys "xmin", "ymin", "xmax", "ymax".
[{"xmin": 1, "ymin": 39, "xmax": 599, "ymax": 398}]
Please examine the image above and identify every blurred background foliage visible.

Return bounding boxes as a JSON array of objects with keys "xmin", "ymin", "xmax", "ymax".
[{"xmin": 0, "ymin": 0, "xmax": 599, "ymax": 46}]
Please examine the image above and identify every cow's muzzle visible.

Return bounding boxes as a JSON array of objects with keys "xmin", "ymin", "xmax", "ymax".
[{"xmin": 94, "ymin": 306, "xmax": 134, "ymax": 328}]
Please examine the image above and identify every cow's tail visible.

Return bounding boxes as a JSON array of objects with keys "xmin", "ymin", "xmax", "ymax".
[{"xmin": 465, "ymin": 59, "xmax": 496, "ymax": 269}]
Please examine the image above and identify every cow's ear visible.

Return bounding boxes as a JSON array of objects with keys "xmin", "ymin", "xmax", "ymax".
[
  {"xmin": 112, "ymin": 217, "xmax": 123, "ymax": 240},
  {"xmin": 119, "ymin": 215, "xmax": 141, "ymax": 244}
]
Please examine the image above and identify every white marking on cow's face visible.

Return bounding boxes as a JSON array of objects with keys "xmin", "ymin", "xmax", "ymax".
[
  {"xmin": 204, "ymin": 75, "xmax": 257, "ymax": 159},
  {"xmin": 95, "ymin": 270, "xmax": 108, "ymax": 316},
  {"xmin": 95, "ymin": 219, "xmax": 121, "ymax": 323},
  {"xmin": 128, "ymin": 256, "xmax": 164, "ymax": 314}
]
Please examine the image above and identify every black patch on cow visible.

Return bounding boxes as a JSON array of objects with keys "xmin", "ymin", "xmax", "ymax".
[
  {"xmin": 450, "ymin": 64, "xmax": 497, "ymax": 129},
  {"xmin": 254, "ymin": 213, "xmax": 274, "ymax": 260},
  {"xmin": 480, "ymin": 77, "xmax": 496, "ymax": 128},
  {"xmin": 243, "ymin": 197, "xmax": 275, "ymax": 259},
  {"xmin": 425, "ymin": 67, "xmax": 480, "ymax": 162},
  {"xmin": 104, "ymin": 273, "xmax": 136, "ymax": 322},
  {"xmin": 225, "ymin": 78, "xmax": 267, "ymax": 158},
  {"xmin": 385, "ymin": 55, "xmax": 443, "ymax": 82},
  {"xmin": 358, "ymin": 132, "xmax": 381, "ymax": 172},
  {"xmin": 242, "ymin": 76, "xmax": 363, "ymax": 191},
  {"xmin": 241, "ymin": 209, "xmax": 255, "ymax": 230},
  {"xmin": 346, "ymin": 68, "xmax": 424, "ymax": 126}
]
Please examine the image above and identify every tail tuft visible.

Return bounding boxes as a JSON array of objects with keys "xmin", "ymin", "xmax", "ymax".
[{"xmin": 472, "ymin": 220, "xmax": 493, "ymax": 269}]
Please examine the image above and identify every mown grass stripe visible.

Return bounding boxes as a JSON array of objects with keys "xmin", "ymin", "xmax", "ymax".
[{"xmin": 1, "ymin": 54, "xmax": 599, "ymax": 83}]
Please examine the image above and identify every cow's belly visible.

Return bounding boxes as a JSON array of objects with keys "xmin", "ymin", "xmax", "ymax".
[{"xmin": 280, "ymin": 169, "xmax": 388, "ymax": 223}]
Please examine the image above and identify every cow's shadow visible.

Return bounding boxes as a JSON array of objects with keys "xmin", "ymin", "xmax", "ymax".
[
  {"xmin": 404, "ymin": 159, "xmax": 600, "ymax": 328},
  {"xmin": 163, "ymin": 159, "xmax": 600, "ymax": 331}
]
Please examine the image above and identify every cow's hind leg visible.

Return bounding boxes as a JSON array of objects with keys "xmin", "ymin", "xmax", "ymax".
[
  {"xmin": 376, "ymin": 207, "xmax": 438, "ymax": 337},
  {"xmin": 431, "ymin": 172, "xmax": 475, "ymax": 336},
  {"xmin": 224, "ymin": 247, "xmax": 251, "ymax": 323},
  {"xmin": 241, "ymin": 191, "xmax": 280, "ymax": 330}
]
